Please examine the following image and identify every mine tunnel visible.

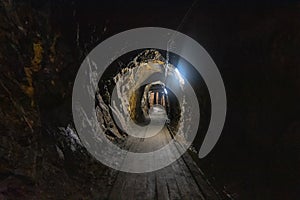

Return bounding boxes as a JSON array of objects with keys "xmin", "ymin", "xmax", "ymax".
[
  {"xmin": 2, "ymin": 1, "xmax": 299, "ymax": 198},
  {"xmin": 141, "ymin": 84, "xmax": 169, "ymax": 123},
  {"xmin": 91, "ymin": 48, "xmax": 221, "ymax": 198},
  {"xmin": 147, "ymin": 85, "xmax": 167, "ymax": 109},
  {"xmin": 95, "ymin": 49, "xmax": 210, "ymax": 146},
  {"xmin": 132, "ymin": 84, "xmax": 169, "ymax": 122},
  {"xmin": 146, "ymin": 84, "xmax": 181, "ymax": 133}
]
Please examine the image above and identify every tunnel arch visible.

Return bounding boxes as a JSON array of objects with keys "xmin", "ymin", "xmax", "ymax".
[{"xmin": 95, "ymin": 48, "xmax": 211, "ymax": 152}]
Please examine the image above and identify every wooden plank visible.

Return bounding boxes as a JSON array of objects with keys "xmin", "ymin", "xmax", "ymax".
[
  {"xmin": 108, "ymin": 127, "xmax": 220, "ymax": 200},
  {"xmin": 145, "ymin": 172, "xmax": 156, "ymax": 199},
  {"xmin": 155, "ymin": 168, "xmax": 170, "ymax": 200},
  {"xmin": 176, "ymin": 156, "xmax": 205, "ymax": 200},
  {"xmin": 181, "ymin": 152, "xmax": 220, "ymax": 200}
]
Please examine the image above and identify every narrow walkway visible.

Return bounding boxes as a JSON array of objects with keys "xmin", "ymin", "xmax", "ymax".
[{"xmin": 108, "ymin": 127, "xmax": 220, "ymax": 200}]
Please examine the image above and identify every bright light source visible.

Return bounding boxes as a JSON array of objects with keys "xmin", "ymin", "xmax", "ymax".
[
  {"xmin": 164, "ymin": 88, "xmax": 168, "ymax": 94},
  {"xmin": 174, "ymin": 67, "xmax": 185, "ymax": 85}
]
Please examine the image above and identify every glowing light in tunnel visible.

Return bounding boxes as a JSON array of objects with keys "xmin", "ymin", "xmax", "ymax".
[
  {"xmin": 164, "ymin": 88, "xmax": 168, "ymax": 94},
  {"xmin": 174, "ymin": 67, "xmax": 185, "ymax": 85}
]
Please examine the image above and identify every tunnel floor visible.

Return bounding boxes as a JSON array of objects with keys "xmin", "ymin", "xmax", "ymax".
[{"xmin": 108, "ymin": 127, "xmax": 220, "ymax": 200}]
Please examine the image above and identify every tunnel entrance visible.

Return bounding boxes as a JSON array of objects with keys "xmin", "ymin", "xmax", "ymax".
[{"xmin": 95, "ymin": 49, "xmax": 210, "ymax": 153}]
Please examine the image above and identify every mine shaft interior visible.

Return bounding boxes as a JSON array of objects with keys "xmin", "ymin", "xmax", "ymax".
[{"xmin": 95, "ymin": 50, "xmax": 189, "ymax": 144}]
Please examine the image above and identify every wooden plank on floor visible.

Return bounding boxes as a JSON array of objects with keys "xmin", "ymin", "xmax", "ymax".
[
  {"xmin": 155, "ymin": 168, "xmax": 170, "ymax": 200},
  {"xmin": 108, "ymin": 127, "xmax": 220, "ymax": 200},
  {"xmin": 181, "ymin": 152, "xmax": 220, "ymax": 200},
  {"xmin": 176, "ymin": 156, "xmax": 205, "ymax": 200}
]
